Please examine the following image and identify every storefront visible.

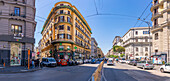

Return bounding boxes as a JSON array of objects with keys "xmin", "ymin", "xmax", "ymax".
[
  {"xmin": 151, "ymin": 54, "xmax": 167, "ymax": 64},
  {"xmin": 10, "ymin": 43, "xmax": 22, "ymax": 66}
]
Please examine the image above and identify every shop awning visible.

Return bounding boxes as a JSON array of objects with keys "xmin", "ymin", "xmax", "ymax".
[
  {"xmin": 67, "ymin": 53, "xmax": 71, "ymax": 55},
  {"xmin": 59, "ymin": 53, "xmax": 64, "ymax": 55}
]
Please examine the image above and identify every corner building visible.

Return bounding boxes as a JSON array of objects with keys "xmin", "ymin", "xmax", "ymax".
[
  {"xmin": 0, "ymin": 0, "xmax": 36, "ymax": 66},
  {"xmin": 41, "ymin": 2, "xmax": 92, "ymax": 60},
  {"xmin": 151, "ymin": 0, "xmax": 170, "ymax": 62}
]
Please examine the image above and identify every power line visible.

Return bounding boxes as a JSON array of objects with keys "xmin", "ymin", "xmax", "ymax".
[
  {"xmin": 94, "ymin": 0, "xmax": 99, "ymax": 15},
  {"xmin": 138, "ymin": 13, "xmax": 151, "ymax": 27},
  {"xmin": 133, "ymin": 1, "xmax": 152, "ymax": 27},
  {"xmin": 86, "ymin": 13, "xmax": 139, "ymax": 18}
]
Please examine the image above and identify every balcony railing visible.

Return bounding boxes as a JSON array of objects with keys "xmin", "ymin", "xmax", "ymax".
[{"xmin": 10, "ymin": 13, "xmax": 26, "ymax": 18}]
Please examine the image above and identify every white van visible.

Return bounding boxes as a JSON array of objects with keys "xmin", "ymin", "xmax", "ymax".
[{"xmin": 107, "ymin": 58, "xmax": 114, "ymax": 65}]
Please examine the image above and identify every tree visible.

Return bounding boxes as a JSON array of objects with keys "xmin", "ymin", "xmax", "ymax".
[
  {"xmin": 120, "ymin": 54, "xmax": 125, "ymax": 57},
  {"xmin": 113, "ymin": 46, "xmax": 125, "ymax": 53}
]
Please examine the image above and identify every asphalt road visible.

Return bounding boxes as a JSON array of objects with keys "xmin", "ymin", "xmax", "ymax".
[
  {"xmin": 0, "ymin": 63, "xmax": 99, "ymax": 81},
  {"xmin": 103, "ymin": 62, "xmax": 170, "ymax": 81}
]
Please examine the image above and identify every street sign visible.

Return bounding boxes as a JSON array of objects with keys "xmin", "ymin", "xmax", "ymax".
[{"xmin": 74, "ymin": 46, "xmax": 77, "ymax": 49}]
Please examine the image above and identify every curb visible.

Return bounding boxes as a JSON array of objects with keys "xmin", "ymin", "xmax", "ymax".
[{"xmin": 0, "ymin": 68, "xmax": 42, "ymax": 74}]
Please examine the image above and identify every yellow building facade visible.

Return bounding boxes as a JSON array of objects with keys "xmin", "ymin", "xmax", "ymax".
[{"xmin": 41, "ymin": 1, "xmax": 92, "ymax": 60}]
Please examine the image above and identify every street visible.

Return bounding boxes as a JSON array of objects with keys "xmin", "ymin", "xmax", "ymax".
[
  {"xmin": 0, "ymin": 62, "xmax": 170, "ymax": 81},
  {"xmin": 0, "ymin": 63, "xmax": 99, "ymax": 81},
  {"xmin": 104, "ymin": 62, "xmax": 170, "ymax": 81}
]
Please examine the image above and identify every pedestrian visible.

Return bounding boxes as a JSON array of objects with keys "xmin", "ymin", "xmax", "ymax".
[{"xmin": 32, "ymin": 59, "xmax": 35, "ymax": 69}]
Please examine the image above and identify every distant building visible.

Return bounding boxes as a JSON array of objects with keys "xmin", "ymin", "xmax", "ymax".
[
  {"xmin": 113, "ymin": 36, "xmax": 121, "ymax": 46},
  {"xmin": 91, "ymin": 37, "xmax": 98, "ymax": 58},
  {"xmin": 97, "ymin": 47, "xmax": 104, "ymax": 58},
  {"xmin": 122, "ymin": 27, "xmax": 152, "ymax": 60}
]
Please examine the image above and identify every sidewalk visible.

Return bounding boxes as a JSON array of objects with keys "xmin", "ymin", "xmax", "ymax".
[{"xmin": 0, "ymin": 66, "xmax": 42, "ymax": 74}]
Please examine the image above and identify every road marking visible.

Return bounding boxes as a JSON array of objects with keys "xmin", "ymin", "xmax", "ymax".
[{"xmin": 102, "ymin": 67, "xmax": 107, "ymax": 81}]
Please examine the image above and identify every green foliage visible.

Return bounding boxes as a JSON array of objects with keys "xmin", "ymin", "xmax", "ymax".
[
  {"xmin": 108, "ymin": 55, "xmax": 119, "ymax": 58},
  {"xmin": 120, "ymin": 54, "xmax": 125, "ymax": 57},
  {"xmin": 113, "ymin": 46, "xmax": 125, "ymax": 53}
]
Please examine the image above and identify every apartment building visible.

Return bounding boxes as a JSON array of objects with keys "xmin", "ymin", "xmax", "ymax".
[
  {"xmin": 151, "ymin": 0, "xmax": 170, "ymax": 62},
  {"xmin": 41, "ymin": 1, "xmax": 92, "ymax": 60},
  {"xmin": 113, "ymin": 36, "xmax": 122, "ymax": 46},
  {"xmin": 91, "ymin": 37, "xmax": 98, "ymax": 58},
  {"xmin": 0, "ymin": 0, "xmax": 36, "ymax": 66},
  {"xmin": 122, "ymin": 27, "xmax": 152, "ymax": 60},
  {"xmin": 97, "ymin": 47, "xmax": 104, "ymax": 58}
]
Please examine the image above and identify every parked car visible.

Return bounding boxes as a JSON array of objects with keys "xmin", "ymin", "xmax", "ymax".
[
  {"xmin": 91, "ymin": 59, "xmax": 96, "ymax": 64},
  {"xmin": 137, "ymin": 61, "xmax": 154, "ymax": 69},
  {"xmin": 68, "ymin": 60, "xmax": 75, "ymax": 66},
  {"xmin": 61, "ymin": 60, "xmax": 67, "ymax": 66},
  {"xmin": 119, "ymin": 58, "xmax": 126, "ymax": 63},
  {"xmin": 41, "ymin": 57, "xmax": 57, "ymax": 67},
  {"xmin": 77, "ymin": 59, "xmax": 83, "ymax": 64},
  {"xmin": 84, "ymin": 59, "xmax": 89, "ymax": 63},
  {"xmin": 125, "ymin": 60, "xmax": 130, "ymax": 64},
  {"xmin": 160, "ymin": 63, "xmax": 170, "ymax": 73},
  {"xmin": 107, "ymin": 58, "xmax": 114, "ymax": 65},
  {"xmin": 129, "ymin": 60, "xmax": 138, "ymax": 66},
  {"xmin": 88, "ymin": 59, "xmax": 92, "ymax": 63}
]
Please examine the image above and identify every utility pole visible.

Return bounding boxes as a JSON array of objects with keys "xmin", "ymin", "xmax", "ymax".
[{"xmin": 138, "ymin": 19, "xmax": 152, "ymax": 60}]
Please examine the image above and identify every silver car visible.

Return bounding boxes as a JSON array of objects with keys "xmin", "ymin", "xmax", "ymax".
[{"xmin": 137, "ymin": 61, "xmax": 154, "ymax": 70}]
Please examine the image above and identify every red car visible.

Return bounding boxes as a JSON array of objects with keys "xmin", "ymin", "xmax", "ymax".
[
  {"xmin": 61, "ymin": 60, "xmax": 67, "ymax": 66},
  {"xmin": 57, "ymin": 59, "xmax": 62, "ymax": 66}
]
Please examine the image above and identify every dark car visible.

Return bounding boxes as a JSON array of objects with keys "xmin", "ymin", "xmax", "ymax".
[{"xmin": 130, "ymin": 60, "xmax": 138, "ymax": 66}]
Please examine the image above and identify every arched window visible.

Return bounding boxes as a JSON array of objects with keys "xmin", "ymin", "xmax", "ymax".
[
  {"xmin": 136, "ymin": 53, "xmax": 139, "ymax": 56},
  {"xmin": 145, "ymin": 53, "xmax": 148, "ymax": 56}
]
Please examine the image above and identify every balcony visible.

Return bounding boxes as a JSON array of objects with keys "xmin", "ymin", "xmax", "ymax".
[
  {"xmin": 151, "ymin": 12, "xmax": 162, "ymax": 20},
  {"xmin": 151, "ymin": 0, "xmax": 164, "ymax": 11}
]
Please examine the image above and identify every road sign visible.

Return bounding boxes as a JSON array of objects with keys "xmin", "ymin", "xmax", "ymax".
[{"xmin": 74, "ymin": 46, "xmax": 77, "ymax": 49}]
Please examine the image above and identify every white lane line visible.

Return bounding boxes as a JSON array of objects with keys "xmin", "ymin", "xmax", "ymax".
[{"xmin": 102, "ymin": 67, "xmax": 107, "ymax": 81}]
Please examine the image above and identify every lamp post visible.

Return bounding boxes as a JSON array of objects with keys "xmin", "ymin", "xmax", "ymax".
[{"xmin": 138, "ymin": 18, "xmax": 152, "ymax": 60}]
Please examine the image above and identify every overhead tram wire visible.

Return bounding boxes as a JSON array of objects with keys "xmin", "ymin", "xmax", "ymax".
[
  {"xmin": 86, "ymin": 13, "xmax": 139, "ymax": 19},
  {"xmin": 94, "ymin": 0, "xmax": 99, "ymax": 14},
  {"xmin": 133, "ymin": 1, "xmax": 152, "ymax": 27},
  {"xmin": 138, "ymin": 13, "xmax": 152, "ymax": 27}
]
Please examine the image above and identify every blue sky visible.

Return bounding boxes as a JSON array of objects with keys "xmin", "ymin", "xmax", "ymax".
[{"xmin": 35, "ymin": 0, "xmax": 152, "ymax": 55}]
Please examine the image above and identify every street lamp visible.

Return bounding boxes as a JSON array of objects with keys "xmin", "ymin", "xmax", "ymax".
[{"xmin": 138, "ymin": 18, "xmax": 152, "ymax": 60}]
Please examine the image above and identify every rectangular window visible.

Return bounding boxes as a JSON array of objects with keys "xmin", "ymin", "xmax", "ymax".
[
  {"xmin": 155, "ymin": 33, "xmax": 158, "ymax": 40},
  {"xmin": 67, "ymin": 34, "xmax": 72, "ymax": 39},
  {"xmin": 11, "ymin": 25, "xmax": 22, "ymax": 34},
  {"xmin": 60, "ymin": 16, "xmax": 64, "ymax": 22},
  {"xmin": 136, "ymin": 38, "xmax": 138, "ymax": 42},
  {"xmin": 143, "ymin": 31, "xmax": 149, "ymax": 34},
  {"xmin": 67, "ymin": 26, "xmax": 70, "ymax": 31},
  {"xmin": 59, "ymin": 25, "xmax": 64, "ymax": 30},
  {"xmin": 59, "ymin": 34, "xmax": 65, "ymax": 39},
  {"xmin": 135, "ymin": 31, "xmax": 138, "ymax": 35},
  {"xmin": 145, "ymin": 47, "xmax": 148, "ymax": 51},
  {"xmin": 67, "ymin": 17, "xmax": 71, "ymax": 23},
  {"xmin": 60, "ymin": 10, "xmax": 63, "ymax": 14},
  {"xmin": 68, "ymin": 11, "xmax": 70, "ymax": 15},
  {"xmin": 14, "ymin": 7, "xmax": 20, "ymax": 16}
]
